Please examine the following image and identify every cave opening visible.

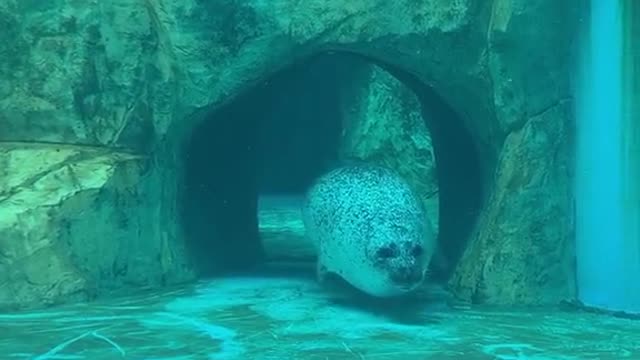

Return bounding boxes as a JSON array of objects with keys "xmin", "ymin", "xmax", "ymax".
[{"xmin": 179, "ymin": 52, "xmax": 484, "ymax": 282}]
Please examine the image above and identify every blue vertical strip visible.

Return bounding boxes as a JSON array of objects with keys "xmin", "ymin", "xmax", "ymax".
[
  {"xmin": 576, "ymin": 0, "xmax": 626, "ymax": 311},
  {"xmin": 620, "ymin": 0, "xmax": 640, "ymax": 313}
]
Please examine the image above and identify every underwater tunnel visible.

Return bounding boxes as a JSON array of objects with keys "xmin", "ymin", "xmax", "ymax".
[{"xmin": 179, "ymin": 52, "xmax": 484, "ymax": 282}]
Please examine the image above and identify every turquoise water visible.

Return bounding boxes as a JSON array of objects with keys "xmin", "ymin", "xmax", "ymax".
[{"xmin": 1, "ymin": 1, "xmax": 639, "ymax": 358}]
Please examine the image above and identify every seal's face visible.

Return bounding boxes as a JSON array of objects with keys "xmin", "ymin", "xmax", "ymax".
[
  {"xmin": 379, "ymin": 241, "xmax": 426, "ymax": 284},
  {"xmin": 356, "ymin": 238, "xmax": 429, "ymax": 297},
  {"xmin": 375, "ymin": 241, "xmax": 426, "ymax": 286}
]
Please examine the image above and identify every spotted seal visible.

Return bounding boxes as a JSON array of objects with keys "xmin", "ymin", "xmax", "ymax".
[{"xmin": 302, "ymin": 163, "xmax": 436, "ymax": 297}]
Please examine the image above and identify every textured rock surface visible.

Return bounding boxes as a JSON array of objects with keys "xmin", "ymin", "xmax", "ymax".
[
  {"xmin": 445, "ymin": 1, "xmax": 578, "ymax": 305},
  {"xmin": 0, "ymin": 0, "xmax": 167, "ymax": 150},
  {"xmin": 449, "ymin": 102, "xmax": 575, "ymax": 304},
  {"xmin": 0, "ymin": 143, "xmax": 192, "ymax": 310},
  {"xmin": 0, "ymin": 0, "xmax": 578, "ymax": 308},
  {"xmin": 339, "ymin": 63, "xmax": 439, "ymax": 234}
]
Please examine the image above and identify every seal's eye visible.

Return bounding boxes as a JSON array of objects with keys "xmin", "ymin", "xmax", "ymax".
[
  {"xmin": 376, "ymin": 245, "xmax": 397, "ymax": 259},
  {"xmin": 411, "ymin": 244, "xmax": 424, "ymax": 257}
]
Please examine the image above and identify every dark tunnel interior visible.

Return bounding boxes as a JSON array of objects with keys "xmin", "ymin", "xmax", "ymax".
[
  {"xmin": 180, "ymin": 54, "xmax": 345, "ymax": 275},
  {"xmin": 179, "ymin": 52, "xmax": 484, "ymax": 281}
]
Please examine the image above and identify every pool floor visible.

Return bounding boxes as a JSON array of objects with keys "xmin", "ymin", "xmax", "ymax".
[{"xmin": 0, "ymin": 272, "xmax": 638, "ymax": 360}]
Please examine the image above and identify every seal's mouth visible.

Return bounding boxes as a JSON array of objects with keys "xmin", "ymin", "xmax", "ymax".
[
  {"xmin": 389, "ymin": 266, "xmax": 425, "ymax": 289},
  {"xmin": 396, "ymin": 283, "xmax": 418, "ymax": 292}
]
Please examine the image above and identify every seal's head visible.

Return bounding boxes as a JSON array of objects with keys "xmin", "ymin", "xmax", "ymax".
[{"xmin": 340, "ymin": 215, "xmax": 434, "ymax": 297}]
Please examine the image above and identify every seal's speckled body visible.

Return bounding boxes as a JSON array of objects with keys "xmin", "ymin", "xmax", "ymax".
[{"xmin": 302, "ymin": 163, "xmax": 436, "ymax": 297}]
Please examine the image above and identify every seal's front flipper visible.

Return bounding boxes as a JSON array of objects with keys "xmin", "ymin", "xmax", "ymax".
[
  {"xmin": 316, "ymin": 261, "xmax": 329, "ymax": 284},
  {"xmin": 426, "ymin": 246, "xmax": 450, "ymax": 282}
]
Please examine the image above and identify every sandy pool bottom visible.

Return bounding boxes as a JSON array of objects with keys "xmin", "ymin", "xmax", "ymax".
[{"xmin": 0, "ymin": 274, "xmax": 638, "ymax": 360}]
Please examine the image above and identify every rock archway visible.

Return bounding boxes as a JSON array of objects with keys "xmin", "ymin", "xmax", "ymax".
[
  {"xmin": 177, "ymin": 51, "xmax": 483, "ymax": 282},
  {"xmin": 0, "ymin": 0, "xmax": 578, "ymax": 310}
]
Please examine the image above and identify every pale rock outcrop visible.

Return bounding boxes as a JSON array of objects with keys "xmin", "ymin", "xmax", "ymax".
[
  {"xmin": 339, "ymin": 62, "xmax": 440, "ymax": 235},
  {"xmin": 0, "ymin": 143, "xmax": 192, "ymax": 309}
]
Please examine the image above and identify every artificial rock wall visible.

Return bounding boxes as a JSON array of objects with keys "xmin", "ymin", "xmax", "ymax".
[{"xmin": 0, "ymin": 0, "xmax": 578, "ymax": 309}]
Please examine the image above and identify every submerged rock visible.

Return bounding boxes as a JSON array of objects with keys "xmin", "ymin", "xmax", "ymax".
[{"xmin": 0, "ymin": 143, "xmax": 192, "ymax": 310}]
